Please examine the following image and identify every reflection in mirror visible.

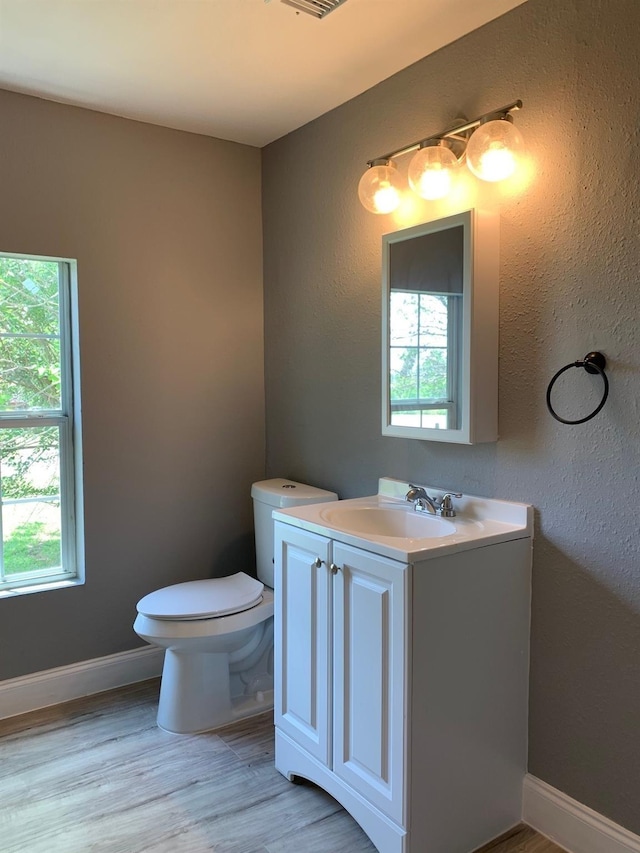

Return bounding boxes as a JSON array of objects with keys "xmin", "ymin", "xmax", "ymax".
[
  {"xmin": 388, "ymin": 224, "xmax": 463, "ymax": 431},
  {"xmin": 382, "ymin": 210, "xmax": 498, "ymax": 444}
]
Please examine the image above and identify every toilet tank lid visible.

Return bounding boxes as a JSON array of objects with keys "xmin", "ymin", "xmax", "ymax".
[
  {"xmin": 136, "ymin": 572, "xmax": 264, "ymax": 620},
  {"xmin": 251, "ymin": 478, "xmax": 338, "ymax": 508}
]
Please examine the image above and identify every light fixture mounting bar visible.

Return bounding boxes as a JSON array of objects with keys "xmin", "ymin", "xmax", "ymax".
[{"xmin": 366, "ymin": 99, "xmax": 522, "ymax": 167}]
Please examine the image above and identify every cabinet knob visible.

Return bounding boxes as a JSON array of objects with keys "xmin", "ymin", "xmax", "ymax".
[
  {"xmin": 330, "ymin": 563, "xmax": 341, "ymax": 575},
  {"xmin": 313, "ymin": 557, "xmax": 323, "ymax": 568}
]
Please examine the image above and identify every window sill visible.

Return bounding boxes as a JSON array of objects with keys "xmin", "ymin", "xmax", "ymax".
[{"xmin": 0, "ymin": 577, "xmax": 84, "ymax": 599}]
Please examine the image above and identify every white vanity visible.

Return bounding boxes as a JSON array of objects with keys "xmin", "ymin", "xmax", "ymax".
[{"xmin": 272, "ymin": 478, "xmax": 532, "ymax": 853}]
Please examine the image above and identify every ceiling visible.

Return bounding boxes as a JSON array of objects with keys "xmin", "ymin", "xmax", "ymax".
[{"xmin": 0, "ymin": 0, "xmax": 527, "ymax": 148}]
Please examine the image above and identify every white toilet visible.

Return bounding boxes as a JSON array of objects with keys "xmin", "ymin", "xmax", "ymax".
[{"xmin": 133, "ymin": 478, "xmax": 338, "ymax": 734}]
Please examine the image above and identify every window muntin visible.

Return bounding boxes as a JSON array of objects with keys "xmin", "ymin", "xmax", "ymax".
[{"xmin": 0, "ymin": 254, "xmax": 82, "ymax": 593}]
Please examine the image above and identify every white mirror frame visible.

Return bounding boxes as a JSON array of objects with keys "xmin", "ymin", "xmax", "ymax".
[{"xmin": 382, "ymin": 208, "xmax": 499, "ymax": 444}]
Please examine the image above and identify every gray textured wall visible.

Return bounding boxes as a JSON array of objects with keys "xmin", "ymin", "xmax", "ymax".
[
  {"xmin": 0, "ymin": 90, "xmax": 265, "ymax": 680},
  {"xmin": 263, "ymin": 0, "xmax": 640, "ymax": 835}
]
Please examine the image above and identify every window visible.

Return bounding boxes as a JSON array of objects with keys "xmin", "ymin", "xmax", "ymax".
[
  {"xmin": 388, "ymin": 289, "xmax": 461, "ymax": 430},
  {"xmin": 0, "ymin": 253, "xmax": 83, "ymax": 594}
]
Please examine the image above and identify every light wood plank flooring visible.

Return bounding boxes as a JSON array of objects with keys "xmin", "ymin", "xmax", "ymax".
[
  {"xmin": 474, "ymin": 825, "xmax": 566, "ymax": 853},
  {"xmin": 0, "ymin": 680, "xmax": 566, "ymax": 853}
]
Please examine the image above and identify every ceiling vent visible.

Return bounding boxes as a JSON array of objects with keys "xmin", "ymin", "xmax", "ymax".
[{"xmin": 280, "ymin": 0, "xmax": 349, "ymax": 19}]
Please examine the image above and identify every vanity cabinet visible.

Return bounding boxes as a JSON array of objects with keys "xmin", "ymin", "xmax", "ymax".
[
  {"xmin": 273, "ymin": 518, "xmax": 531, "ymax": 853},
  {"xmin": 274, "ymin": 524, "xmax": 407, "ymax": 824}
]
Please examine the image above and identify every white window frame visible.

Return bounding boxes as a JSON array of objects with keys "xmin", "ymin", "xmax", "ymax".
[{"xmin": 0, "ymin": 252, "xmax": 84, "ymax": 596}]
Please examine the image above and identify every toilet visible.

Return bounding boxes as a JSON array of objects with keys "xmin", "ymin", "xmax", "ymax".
[{"xmin": 133, "ymin": 478, "xmax": 338, "ymax": 734}]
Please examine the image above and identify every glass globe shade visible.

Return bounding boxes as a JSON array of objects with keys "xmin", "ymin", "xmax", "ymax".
[
  {"xmin": 358, "ymin": 161, "xmax": 403, "ymax": 214},
  {"xmin": 408, "ymin": 143, "xmax": 459, "ymax": 200},
  {"xmin": 466, "ymin": 118, "xmax": 525, "ymax": 182}
]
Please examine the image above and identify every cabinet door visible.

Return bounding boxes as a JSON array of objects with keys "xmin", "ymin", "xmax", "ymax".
[
  {"xmin": 274, "ymin": 522, "xmax": 332, "ymax": 766},
  {"xmin": 332, "ymin": 543, "xmax": 408, "ymax": 825}
]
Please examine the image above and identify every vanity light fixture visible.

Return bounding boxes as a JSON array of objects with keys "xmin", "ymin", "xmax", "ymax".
[{"xmin": 358, "ymin": 100, "xmax": 524, "ymax": 213}]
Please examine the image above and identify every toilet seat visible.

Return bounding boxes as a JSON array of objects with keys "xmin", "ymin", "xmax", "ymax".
[
  {"xmin": 134, "ymin": 589, "xmax": 273, "ymax": 645},
  {"xmin": 136, "ymin": 572, "xmax": 264, "ymax": 621}
]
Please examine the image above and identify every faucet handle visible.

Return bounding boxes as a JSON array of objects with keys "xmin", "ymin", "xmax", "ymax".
[{"xmin": 438, "ymin": 493, "xmax": 463, "ymax": 517}]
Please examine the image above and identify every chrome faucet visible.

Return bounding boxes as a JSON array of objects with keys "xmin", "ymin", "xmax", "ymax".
[
  {"xmin": 405, "ymin": 485, "xmax": 463, "ymax": 517},
  {"xmin": 405, "ymin": 484, "xmax": 438, "ymax": 514}
]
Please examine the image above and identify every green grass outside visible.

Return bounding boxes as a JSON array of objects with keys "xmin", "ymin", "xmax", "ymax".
[{"xmin": 4, "ymin": 521, "xmax": 61, "ymax": 575}]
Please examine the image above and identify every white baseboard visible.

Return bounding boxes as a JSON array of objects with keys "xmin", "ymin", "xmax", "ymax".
[
  {"xmin": 0, "ymin": 646, "xmax": 164, "ymax": 721},
  {"xmin": 523, "ymin": 774, "xmax": 640, "ymax": 853}
]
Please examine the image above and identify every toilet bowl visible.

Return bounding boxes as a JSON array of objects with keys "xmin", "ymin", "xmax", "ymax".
[
  {"xmin": 133, "ymin": 478, "xmax": 338, "ymax": 734},
  {"xmin": 134, "ymin": 573, "xmax": 274, "ymax": 734}
]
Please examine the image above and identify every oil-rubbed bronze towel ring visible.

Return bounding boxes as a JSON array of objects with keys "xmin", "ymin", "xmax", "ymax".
[{"xmin": 546, "ymin": 351, "xmax": 609, "ymax": 425}]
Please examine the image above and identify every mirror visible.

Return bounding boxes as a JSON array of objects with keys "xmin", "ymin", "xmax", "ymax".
[{"xmin": 382, "ymin": 209, "xmax": 499, "ymax": 444}]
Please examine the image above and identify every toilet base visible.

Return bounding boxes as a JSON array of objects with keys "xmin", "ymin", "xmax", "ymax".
[{"xmin": 157, "ymin": 649, "xmax": 273, "ymax": 734}]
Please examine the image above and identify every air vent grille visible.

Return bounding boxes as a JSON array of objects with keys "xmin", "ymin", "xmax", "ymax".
[{"xmin": 280, "ymin": 0, "xmax": 349, "ymax": 19}]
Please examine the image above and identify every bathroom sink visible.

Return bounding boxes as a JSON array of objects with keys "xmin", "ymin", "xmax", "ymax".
[
  {"xmin": 319, "ymin": 505, "xmax": 455, "ymax": 539},
  {"xmin": 272, "ymin": 477, "xmax": 534, "ymax": 561}
]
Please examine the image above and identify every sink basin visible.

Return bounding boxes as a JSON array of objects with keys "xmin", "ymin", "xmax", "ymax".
[{"xmin": 319, "ymin": 505, "xmax": 455, "ymax": 539}]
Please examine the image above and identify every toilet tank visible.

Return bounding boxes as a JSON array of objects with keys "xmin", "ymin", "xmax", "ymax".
[{"xmin": 251, "ymin": 478, "xmax": 338, "ymax": 587}]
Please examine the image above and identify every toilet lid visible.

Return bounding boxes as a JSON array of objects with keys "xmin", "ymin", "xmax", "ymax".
[{"xmin": 136, "ymin": 572, "xmax": 264, "ymax": 621}]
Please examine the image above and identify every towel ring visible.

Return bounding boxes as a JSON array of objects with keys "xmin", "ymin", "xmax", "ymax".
[{"xmin": 546, "ymin": 352, "xmax": 609, "ymax": 425}]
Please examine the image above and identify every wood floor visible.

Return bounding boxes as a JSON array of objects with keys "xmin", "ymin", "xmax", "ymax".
[{"xmin": 0, "ymin": 680, "xmax": 566, "ymax": 853}]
